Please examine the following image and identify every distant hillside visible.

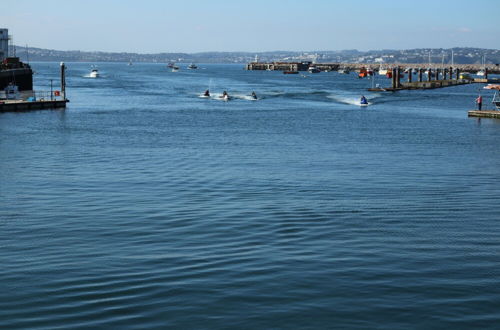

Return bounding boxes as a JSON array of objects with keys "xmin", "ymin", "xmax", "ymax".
[{"xmin": 13, "ymin": 46, "xmax": 500, "ymax": 65}]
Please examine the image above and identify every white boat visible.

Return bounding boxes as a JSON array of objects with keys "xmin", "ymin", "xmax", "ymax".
[
  {"xmin": 378, "ymin": 66, "xmax": 388, "ymax": 75},
  {"xmin": 172, "ymin": 66, "xmax": 179, "ymax": 72},
  {"xmin": 187, "ymin": 63, "xmax": 198, "ymax": 69},
  {"xmin": 483, "ymin": 84, "xmax": 500, "ymax": 110},
  {"xmin": 89, "ymin": 68, "xmax": 99, "ymax": 78},
  {"xmin": 477, "ymin": 55, "xmax": 487, "ymax": 76},
  {"xmin": 308, "ymin": 66, "xmax": 320, "ymax": 73},
  {"xmin": 128, "ymin": 60, "xmax": 132, "ymax": 66},
  {"xmin": 338, "ymin": 67, "xmax": 350, "ymax": 74}
]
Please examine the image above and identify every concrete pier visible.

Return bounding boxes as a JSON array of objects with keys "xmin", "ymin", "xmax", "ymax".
[
  {"xmin": 468, "ymin": 110, "xmax": 500, "ymax": 119},
  {"xmin": 246, "ymin": 61, "xmax": 339, "ymax": 72},
  {"xmin": 0, "ymin": 62, "xmax": 69, "ymax": 112},
  {"xmin": 0, "ymin": 99, "xmax": 68, "ymax": 112}
]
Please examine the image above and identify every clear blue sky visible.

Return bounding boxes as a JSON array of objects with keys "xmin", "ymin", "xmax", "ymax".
[{"xmin": 2, "ymin": 0, "xmax": 499, "ymax": 53}]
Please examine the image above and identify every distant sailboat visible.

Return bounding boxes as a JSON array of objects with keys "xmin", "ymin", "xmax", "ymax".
[{"xmin": 477, "ymin": 55, "xmax": 486, "ymax": 76}]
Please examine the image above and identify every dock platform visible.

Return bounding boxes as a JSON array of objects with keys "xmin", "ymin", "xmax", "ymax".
[
  {"xmin": 468, "ymin": 110, "xmax": 500, "ymax": 119},
  {"xmin": 0, "ymin": 99, "xmax": 69, "ymax": 112}
]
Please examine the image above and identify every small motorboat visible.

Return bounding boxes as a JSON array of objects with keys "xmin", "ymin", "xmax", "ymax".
[
  {"xmin": 167, "ymin": 62, "xmax": 175, "ymax": 68},
  {"xmin": 89, "ymin": 68, "xmax": 99, "ymax": 78},
  {"xmin": 483, "ymin": 84, "xmax": 500, "ymax": 110},
  {"xmin": 250, "ymin": 91, "xmax": 258, "ymax": 100},
  {"xmin": 172, "ymin": 66, "xmax": 179, "ymax": 72},
  {"xmin": 308, "ymin": 66, "xmax": 320, "ymax": 73},
  {"xmin": 338, "ymin": 67, "xmax": 350, "ymax": 74},
  {"xmin": 220, "ymin": 91, "xmax": 231, "ymax": 101},
  {"xmin": 188, "ymin": 63, "xmax": 198, "ymax": 69},
  {"xmin": 283, "ymin": 71, "xmax": 299, "ymax": 74},
  {"xmin": 200, "ymin": 90, "xmax": 210, "ymax": 98}
]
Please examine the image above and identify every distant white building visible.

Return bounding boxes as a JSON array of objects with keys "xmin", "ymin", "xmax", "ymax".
[{"xmin": 0, "ymin": 28, "xmax": 8, "ymax": 61}]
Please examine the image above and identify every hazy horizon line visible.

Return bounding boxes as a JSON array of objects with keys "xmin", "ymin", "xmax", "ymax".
[{"xmin": 15, "ymin": 45, "xmax": 499, "ymax": 55}]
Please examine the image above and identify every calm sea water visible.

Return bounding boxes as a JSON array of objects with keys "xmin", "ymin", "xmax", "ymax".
[{"xmin": 1, "ymin": 63, "xmax": 500, "ymax": 329}]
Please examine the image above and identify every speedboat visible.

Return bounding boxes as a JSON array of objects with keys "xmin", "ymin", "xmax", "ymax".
[
  {"xmin": 338, "ymin": 67, "xmax": 350, "ymax": 74},
  {"xmin": 172, "ymin": 66, "xmax": 179, "ymax": 72},
  {"xmin": 89, "ymin": 68, "xmax": 99, "ymax": 78},
  {"xmin": 308, "ymin": 66, "xmax": 320, "ymax": 73},
  {"xmin": 476, "ymin": 70, "xmax": 486, "ymax": 76},
  {"xmin": 188, "ymin": 63, "xmax": 198, "ymax": 69}
]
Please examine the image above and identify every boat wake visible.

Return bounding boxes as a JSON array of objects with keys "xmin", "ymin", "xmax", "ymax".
[{"xmin": 327, "ymin": 93, "xmax": 381, "ymax": 106}]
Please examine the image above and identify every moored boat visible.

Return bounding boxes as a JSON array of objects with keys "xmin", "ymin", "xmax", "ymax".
[
  {"xmin": 483, "ymin": 84, "xmax": 500, "ymax": 110},
  {"xmin": 308, "ymin": 66, "xmax": 320, "ymax": 73}
]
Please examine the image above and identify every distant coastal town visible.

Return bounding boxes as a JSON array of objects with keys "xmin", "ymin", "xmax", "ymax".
[{"xmin": 13, "ymin": 46, "xmax": 500, "ymax": 65}]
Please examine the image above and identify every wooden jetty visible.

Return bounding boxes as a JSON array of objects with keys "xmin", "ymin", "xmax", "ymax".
[
  {"xmin": 0, "ymin": 62, "xmax": 68, "ymax": 113},
  {"xmin": 468, "ymin": 110, "xmax": 500, "ymax": 119}
]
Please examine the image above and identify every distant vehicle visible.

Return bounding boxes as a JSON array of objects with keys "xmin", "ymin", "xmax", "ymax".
[
  {"xmin": 283, "ymin": 71, "xmax": 299, "ymax": 74},
  {"xmin": 459, "ymin": 73, "xmax": 472, "ymax": 80},
  {"xmin": 188, "ymin": 63, "xmax": 198, "ymax": 69},
  {"xmin": 172, "ymin": 66, "xmax": 179, "ymax": 72}
]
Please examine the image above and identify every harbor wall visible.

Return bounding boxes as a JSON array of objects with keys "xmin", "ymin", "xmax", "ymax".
[{"xmin": 247, "ymin": 62, "xmax": 500, "ymax": 74}]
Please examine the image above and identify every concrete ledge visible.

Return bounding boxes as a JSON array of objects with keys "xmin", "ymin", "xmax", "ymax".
[
  {"xmin": 0, "ymin": 99, "xmax": 69, "ymax": 112},
  {"xmin": 468, "ymin": 110, "xmax": 500, "ymax": 119}
]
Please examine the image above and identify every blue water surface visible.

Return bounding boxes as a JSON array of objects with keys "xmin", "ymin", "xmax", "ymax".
[{"xmin": 1, "ymin": 63, "xmax": 500, "ymax": 329}]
